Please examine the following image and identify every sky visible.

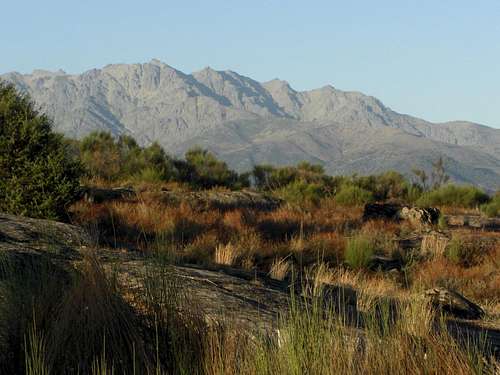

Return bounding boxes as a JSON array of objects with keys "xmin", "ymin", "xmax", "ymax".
[{"xmin": 1, "ymin": 0, "xmax": 499, "ymax": 128}]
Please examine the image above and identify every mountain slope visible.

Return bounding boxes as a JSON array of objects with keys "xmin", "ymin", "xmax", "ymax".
[{"xmin": 2, "ymin": 60, "xmax": 499, "ymax": 190}]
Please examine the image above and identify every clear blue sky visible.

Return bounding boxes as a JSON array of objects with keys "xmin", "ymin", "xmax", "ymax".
[{"xmin": 1, "ymin": 0, "xmax": 499, "ymax": 128}]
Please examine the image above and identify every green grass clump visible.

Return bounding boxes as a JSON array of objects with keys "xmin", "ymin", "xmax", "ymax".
[
  {"xmin": 335, "ymin": 185, "xmax": 374, "ymax": 207},
  {"xmin": 344, "ymin": 235, "xmax": 375, "ymax": 269},
  {"xmin": 416, "ymin": 184, "xmax": 489, "ymax": 208}
]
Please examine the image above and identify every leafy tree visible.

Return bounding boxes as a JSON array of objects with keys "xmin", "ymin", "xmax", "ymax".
[
  {"xmin": 0, "ymin": 82, "xmax": 82, "ymax": 219},
  {"xmin": 252, "ymin": 161, "xmax": 336, "ymax": 192},
  {"xmin": 252, "ymin": 164, "xmax": 277, "ymax": 190}
]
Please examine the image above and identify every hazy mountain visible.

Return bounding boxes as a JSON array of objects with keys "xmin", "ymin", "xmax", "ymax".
[{"xmin": 2, "ymin": 59, "xmax": 500, "ymax": 191}]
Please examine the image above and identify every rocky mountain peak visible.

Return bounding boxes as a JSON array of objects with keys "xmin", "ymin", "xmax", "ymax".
[{"xmin": 2, "ymin": 60, "xmax": 499, "ymax": 190}]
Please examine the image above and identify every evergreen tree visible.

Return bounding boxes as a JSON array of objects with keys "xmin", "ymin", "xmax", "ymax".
[{"xmin": 0, "ymin": 82, "xmax": 82, "ymax": 219}]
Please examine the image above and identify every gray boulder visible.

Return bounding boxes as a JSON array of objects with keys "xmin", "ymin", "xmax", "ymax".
[
  {"xmin": 400, "ymin": 206, "xmax": 441, "ymax": 227},
  {"xmin": 425, "ymin": 287, "xmax": 485, "ymax": 320}
]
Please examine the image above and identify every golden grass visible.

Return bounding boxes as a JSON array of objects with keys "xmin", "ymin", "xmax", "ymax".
[
  {"xmin": 69, "ymin": 190, "xmax": 500, "ymax": 329},
  {"xmin": 421, "ymin": 231, "xmax": 450, "ymax": 258},
  {"xmin": 268, "ymin": 256, "xmax": 292, "ymax": 280},
  {"xmin": 413, "ymin": 248, "xmax": 500, "ymax": 315},
  {"xmin": 214, "ymin": 243, "xmax": 239, "ymax": 266}
]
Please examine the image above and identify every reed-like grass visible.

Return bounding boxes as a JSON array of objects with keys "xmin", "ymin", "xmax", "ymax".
[{"xmin": 0, "ymin": 249, "xmax": 497, "ymax": 373}]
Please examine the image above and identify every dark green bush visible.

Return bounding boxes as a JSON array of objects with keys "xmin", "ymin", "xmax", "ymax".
[
  {"xmin": 334, "ymin": 184, "xmax": 374, "ymax": 207},
  {"xmin": 0, "ymin": 82, "xmax": 82, "ymax": 219},
  {"xmin": 79, "ymin": 134, "xmax": 247, "ymax": 189},
  {"xmin": 416, "ymin": 184, "xmax": 490, "ymax": 208},
  {"xmin": 481, "ymin": 193, "xmax": 500, "ymax": 217}
]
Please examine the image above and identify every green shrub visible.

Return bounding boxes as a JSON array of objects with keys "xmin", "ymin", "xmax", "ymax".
[
  {"xmin": 481, "ymin": 193, "xmax": 500, "ymax": 217},
  {"xmin": 275, "ymin": 180, "xmax": 324, "ymax": 206},
  {"xmin": 252, "ymin": 161, "xmax": 340, "ymax": 193},
  {"xmin": 416, "ymin": 184, "xmax": 489, "ymax": 208},
  {"xmin": 134, "ymin": 167, "xmax": 165, "ymax": 184},
  {"xmin": 335, "ymin": 184, "xmax": 374, "ymax": 207},
  {"xmin": 445, "ymin": 237, "xmax": 464, "ymax": 264},
  {"xmin": 182, "ymin": 147, "xmax": 243, "ymax": 189},
  {"xmin": 80, "ymin": 133, "xmax": 176, "ymax": 182},
  {"xmin": 344, "ymin": 235, "xmax": 375, "ymax": 269},
  {"xmin": 80, "ymin": 131, "xmax": 122, "ymax": 180},
  {"xmin": 0, "ymin": 82, "xmax": 82, "ymax": 219},
  {"xmin": 353, "ymin": 171, "xmax": 409, "ymax": 201}
]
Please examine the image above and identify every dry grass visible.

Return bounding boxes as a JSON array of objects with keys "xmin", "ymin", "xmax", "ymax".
[
  {"xmin": 69, "ymin": 195, "xmax": 499, "ymax": 310},
  {"xmin": 68, "ymin": 189, "xmax": 500, "ymax": 351},
  {"xmin": 214, "ymin": 243, "xmax": 239, "ymax": 266},
  {"xmin": 11, "ymin": 194, "xmax": 500, "ymax": 373},
  {"xmin": 268, "ymin": 256, "xmax": 292, "ymax": 280},
  {"xmin": 414, "ymin": 254, "xmax": 500, "ymax": 314},
  {"xmin": 421, "ymin": 231, "xmax": 450, "ymax": 258}
]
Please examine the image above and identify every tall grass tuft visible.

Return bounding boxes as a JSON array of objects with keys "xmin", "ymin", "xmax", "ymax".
[
  {"xmin": 344, "ymin": 234, "xmax": 375, "ymax": 270},
  {"xmin": 46, "ymin": 253, "xmax": 147, "ymax": 373},
  {"xmin": 24, "ymin": 318, "xmax": 50, "ymax": 375},
  {"xmin": 269, "ymin": 256, "xmax": 292, "ymax": 280},
  {"xmin": 214, "ymin": 242, "xmax": 239, "ymax": 266}
]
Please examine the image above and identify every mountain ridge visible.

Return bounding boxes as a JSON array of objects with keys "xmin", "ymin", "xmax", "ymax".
[{"xmin": 2, "ymin": 59, "xmax": 499, "ymax": 190}]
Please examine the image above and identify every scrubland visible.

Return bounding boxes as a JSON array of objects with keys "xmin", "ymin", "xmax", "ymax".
[
  {"xmin": 47, "ymin": 180, "xmax": 496, "ymax": 374},
  {"xmin": 1, "ymin": 83, "xmax": 499, "ymax": 373}
]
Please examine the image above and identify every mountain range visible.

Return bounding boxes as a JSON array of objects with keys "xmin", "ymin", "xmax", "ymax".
[{"xmin": 2, "ymin": 59, "xmax": 499, "ymax": 191}]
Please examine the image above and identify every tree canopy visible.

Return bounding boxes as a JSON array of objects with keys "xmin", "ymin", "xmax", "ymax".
[{"xmin": 0, "ymin": 82, "xmax": 82, "ymax": 219}]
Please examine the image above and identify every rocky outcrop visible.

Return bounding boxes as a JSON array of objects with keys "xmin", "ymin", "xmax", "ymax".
[
  {"xmin": 147, "ymin": 189, "xmax": 282, "ymax": 211},
  {"xmin": 0, "ymin": 212, "xmax": 90, "ymax": 257},
  {"xmin": 77, "ymin": 187, "xmax": 282, "ymax": 211},
  {"xmin": 362, "ymin": 204, "xmax": 441, "ymax": 228},
  {"xmin": 425, "ymin": 287, "xmax": 485, "ymax": 320},
  {"xmin": 400, "ymin": 206, "xmax": 441, "ymax": 228},
  {"xmin": 79, "ymin": 187, "xmax": 136, "ymax": 203},
  {"xmin": 445, "ymin": 215, "xmax": 500, "ymax": 231}
]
